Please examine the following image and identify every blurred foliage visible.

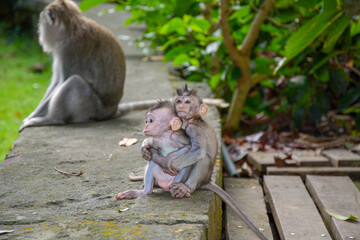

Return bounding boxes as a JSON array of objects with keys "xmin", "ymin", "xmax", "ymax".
[
  {"xmin": 82, "ymin": 0, "xmax": 360, "ymax": 136},
  {"xmin": 0, "ymin": 26, "xmax": 51, "ymax": 160}
]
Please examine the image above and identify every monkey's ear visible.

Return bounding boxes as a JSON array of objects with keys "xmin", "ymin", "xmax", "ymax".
[
  {"xmin": 199, "ymin": 104, "xmax": 208, "ymax": 118},
  {"xmin": 170, "ymin": 117, "xmax": 182, "ymax": 131},
  {"xmin": 45, "ymin": 9, "xmax": 60, "ymax": 26}
]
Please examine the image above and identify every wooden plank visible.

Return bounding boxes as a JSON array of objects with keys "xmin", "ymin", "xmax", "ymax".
[
  {"xmin": 224, "ymin": 178, "xmax": 273, "ymax": 240},
  {"xmin": 322, "ymin": 149, "xmax": 360, "ymax": 167},
  {"xmin": 292, "ymin": 150, "xmax": 331, "ymax": 166},
  {"xmin": 306, "ymin": 175, "xmax": 360, "ymax": 240},
  {"xmin": 264, "ymin": 176, "xmax": 331, "ymax": 240},
  {"xmin": 247, "ymin": 152, "xmax": 286, "ymax": 173},
  {"xmin": 267, "ymin": 166, "xmax": 360, "ymax": 180}
]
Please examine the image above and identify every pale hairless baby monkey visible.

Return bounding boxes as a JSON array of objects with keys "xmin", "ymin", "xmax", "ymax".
[
  {"xmin": 144, "ymin": 85, "xmax": 268, "ymax": 240},
  {"xmin": 116, "ymin": 101, "xmax": 191, "ymax": 199}
]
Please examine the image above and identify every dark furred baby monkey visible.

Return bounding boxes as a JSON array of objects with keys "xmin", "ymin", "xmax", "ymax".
[
  {"xmin": 148, "ymin": 85, "xmax": 268, "ymax": 240},
  {"xmin": 116, "ymin": 101, "xmax": 191, "ymax": 199}
]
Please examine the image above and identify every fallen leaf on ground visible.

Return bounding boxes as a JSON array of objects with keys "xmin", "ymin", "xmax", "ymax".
[
  {"xmin": 0, "ymin": 230, "xmax": 15, "ymax": 234},
  {"xmin": 119, "ymin": 138, "xmax": 138, "ymax": 147},
  {"xmin": 119, "ymin": 207, "xmax": 129, "ymax": 212},
  {"xmin": 274, "ymin": 153, "xmax": 297, "ymax": 167},
  {"xmin": 325, "ymin": 209, "xmax": 358, "ymax": 221}
]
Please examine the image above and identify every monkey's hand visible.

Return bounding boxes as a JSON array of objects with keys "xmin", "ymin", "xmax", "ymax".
[
  {"xmin": 141, "ymin": 138, "xmax": 155, "ymax": 161},
  {"xmin": 170, "ymin": 183, "xmax": 191, "ymax": 198},
  {"xmin": 141, "ymin": 145, "xmax": 152, "ymax": 161},
  {"xmin": 116, "ymin": 190, "xmax": 144, "ymax": 199}
]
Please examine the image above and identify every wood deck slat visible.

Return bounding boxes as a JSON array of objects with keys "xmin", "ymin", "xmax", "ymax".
[
  {"xmin": 224, "ymin": 178, "xmax": 273, "ymax": 240},
  {"xmin": 266, "ymin": 166, "xmax": 360, "ymax": 180},
  {"xmin": 264, "ymin": 175, "xmax": 331, "ymax": 240},
  {"xmin": 322, "ymin": 149, "xmax": 360, "ymax": 167},
  {"xmin": 306, "ymin": 175, "xmax": 360, "ymax": 240}
]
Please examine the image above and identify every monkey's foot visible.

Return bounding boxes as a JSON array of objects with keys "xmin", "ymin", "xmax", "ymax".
[
  {"xmin": 116, "ymin": 190, "xmax": 145, "ymax": 200},
  {"xmin": 170, "ymin": 183, "xmax": 191, "ymax": 198},
  {"xmin": 19, "ymin": 117, "xmax": 52, "ymax": 132}
]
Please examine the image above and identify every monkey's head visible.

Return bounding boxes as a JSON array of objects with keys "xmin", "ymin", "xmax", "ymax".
[
  {"xmin": 38, "ymin": 0, "xmax": 81, "ymax": 52},
  {"xmin": 143, "ymin": 101, "xmax": 182, "ymax": 137},
  {"xmin": 174, "ymin": 85, "xmax": 208, "ymax": 120}
]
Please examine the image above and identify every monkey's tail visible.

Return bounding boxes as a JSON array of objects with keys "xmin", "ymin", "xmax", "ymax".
[
  {"xmin": 116, "ymin": 100, "xmax": 160, "ymax": 117},
  {"xmin": 116, "ymin": 98, "xmax": 229, "ymax": 117},
  {"xmin": 201, "ymin": 182, "xmax": 268, "ymax": 240},
  {"xmin": 129, "ymin": 172, "xmax": 144, "ymax": 182}
]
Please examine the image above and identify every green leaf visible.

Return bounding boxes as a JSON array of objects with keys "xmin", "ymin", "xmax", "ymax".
[
  {"xmin": 79, "ymin": 0, "xmax": 108, "ymax": 11},
  {"xmin": 158, "ymin": 17, "xmax": 186, "ymax": 35},
  {"xmin": 253, "ymin": 58, "xmax": 274, "ymax": 75},
  {"xmin": 329, "ymin": 70, "xmax": 346, "ymax": 98},
  {"xmin": 356, "ymin": 113, "xmax": 360, "ymax": 132},
  {"xmin": 161, "ymin": 37, "xmax": 185, "ymax": 51},
  {"xmin": 325, "ymin": 209, "xmax": 358, "ymax": 221},
  {"xmin": 275, "ymin": 9, "xmax": 342, "ymax": 72},
  {"xmin": 293, "ymin": 107, "xmax": 305, "ymax": 128},
  {"xmin": 351, "ymin": 20, "xmax": 360, "ymax": 37},
  {"xmin": 209, "ymin": 73, "xmax": 221, "ymax": 89},
  {"xmin": 309, "ymin": 105, "xmax": 322, "ymax": 125},
  {"xmin": 323, "ymin": 13, "xmax": 350, "ymax": 53},
  {"xmin": 229, "ymin": 6, "xmax": 251, "ymax": 20},
  {"xmin": 322, "ymin": 0, "xmax": 339, "ymax": 13},
  {"xmin": 164, "ymin": 44, "xmax": 195, "ymax": 61},
  {"xmin": 188, "ymin": 18, "xmax": 211, "ymax": 33},
  {"xmin": 172, "ymin": 53, "xmax": 199, "ymax": 66},
  {"xmin": 339, "ymin": 87, "xmax": 360, "ymax": 111},
  {"xmin": 314, "ymin": 67, "xmax": 330, "ymax": 82},
  {"xmin": 294, "ymin": 0, "xmax": 319, "ymax": 9},
  {"xmin": 311, "ymin": 51, "xmax": 338, "ymax": 74}
]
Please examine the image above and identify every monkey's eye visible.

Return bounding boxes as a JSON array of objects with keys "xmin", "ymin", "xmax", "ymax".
[
  {"xmin": 185, "ymin": 100, "xmax": 191, "ymax": 104},
  {"xmin": 176, "ymin": 99, "xmax": 182, "ymax": 104}
]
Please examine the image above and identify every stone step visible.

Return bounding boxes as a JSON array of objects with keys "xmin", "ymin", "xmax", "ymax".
[
  {"xmin": 306, "ymin": 175, "xmax": 360, "ymax": 240},
  {"xmin": 264, "ymin": 175, "xmax": 331, "ymax": 240},
  {"xmin": 223, "ymin": 178, "xmax": 273, "ymax": 240},
  {"xmin": 322, "ymin": 149, "xmax": 360, "ymax": 167}
]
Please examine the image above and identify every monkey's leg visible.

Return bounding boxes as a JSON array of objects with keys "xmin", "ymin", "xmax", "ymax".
[
  {"xmin": 116, "ymin": 162, "xmax": 156, "ymax": 200},
  {"xmin": 170, "ymin": 183, "xmax": 191, "ymax": 198},
  {"xmin": 24, "ymin": 72, "xmax": 65, "ymax": 123},
  {"xmin": 20, "ymin": 75, "xmax": 106, "ymax": 131},
  {"xmin": 170, "ymin": 166, "xmax": 192, "ymax": 198}
]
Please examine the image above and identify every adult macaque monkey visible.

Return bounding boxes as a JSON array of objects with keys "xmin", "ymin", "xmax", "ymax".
[
  {"xmin": 116, "ymin": 101, "xmax": 191, "ymax": 199},
  {"xmin": 19, "ymin": 0, "xmax": 126, "ymax": 132},
  {"xmin": 145, "ymin": 85, "xmax": 268, "ymax": 240}
]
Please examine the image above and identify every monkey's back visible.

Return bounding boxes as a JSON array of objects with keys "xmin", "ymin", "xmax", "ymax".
[
  {"xmin": 186, "ymin": 119, "xmax": 218, "ymax": 187},
  {"xmin": 59, "ymin": 15, "xmax": 126, "ymax": 107}
]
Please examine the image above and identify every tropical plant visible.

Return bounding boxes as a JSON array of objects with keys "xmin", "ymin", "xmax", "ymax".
[{"xmin": 80, "ymin": 0, "xmax": 360, "ymax": 135}]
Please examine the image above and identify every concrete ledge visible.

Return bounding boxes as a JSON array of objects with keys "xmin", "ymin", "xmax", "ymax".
[{"xmin": 0, "ymin": 4, "xmax": 223, "ymax": 240}]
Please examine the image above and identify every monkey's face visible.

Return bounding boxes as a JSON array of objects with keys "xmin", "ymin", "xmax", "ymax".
[
  {"xmin": 38, "ymin": 0, "xmax": 80, "ymax": 52},
  {"xmin": 39, "ymin": 8, "xmax": 66, "ymax": 52},
  {"xmin": 174, "ymin": 96, "xmax": 200, "ymax": 119},
  {"xmin": 143, "ymin": 109, "xmax": 173, "ymax": 136}
]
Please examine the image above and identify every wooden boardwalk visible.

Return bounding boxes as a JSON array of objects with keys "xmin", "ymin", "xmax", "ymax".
[{"xmin": 225, "ymin": 149, "xmax": 360, "ymax": 240}]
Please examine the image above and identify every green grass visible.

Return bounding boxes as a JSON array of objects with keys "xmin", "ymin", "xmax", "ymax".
[{"xmin": 0, "ymin": 30, "xmax": 51, "ymax": 161}]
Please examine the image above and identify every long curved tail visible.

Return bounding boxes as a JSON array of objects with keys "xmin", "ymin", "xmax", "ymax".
[
  {"xmin": 201, "ymin": 182, "xmax": 268, "ymax": 240},
  {"xmin": 116, "ymin": 98, "xmax": 229, "ymax": 117}
]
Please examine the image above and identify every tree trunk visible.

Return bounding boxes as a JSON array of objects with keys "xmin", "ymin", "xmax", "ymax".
[{"xmin": 220, "ymin": 0, "xmax": 274, "ymax": 134}]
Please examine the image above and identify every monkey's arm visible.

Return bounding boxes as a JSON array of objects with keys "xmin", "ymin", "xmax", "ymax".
[
  {"xmin": 157, "ymin": 126, "xmax": 206, "ymax": 172},
  {"xmin": 151, "ymin": 145, "xmax": 191, "ymax": 175}
]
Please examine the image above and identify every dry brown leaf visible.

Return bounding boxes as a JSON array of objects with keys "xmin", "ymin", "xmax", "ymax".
[{"xmin": 119, "ymin": 138, "xmax": 138, "ymax": 147}]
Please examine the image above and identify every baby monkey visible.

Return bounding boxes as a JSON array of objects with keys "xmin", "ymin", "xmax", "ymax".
[
  {"xmin": 116, "ymin": 101, "xmax": 191, "ymax": 199},
  {"xmin": 147, "ymin": 85, "xmax": 268, "ymax": 240}
]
